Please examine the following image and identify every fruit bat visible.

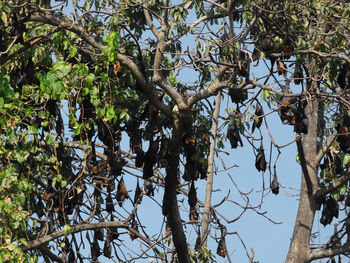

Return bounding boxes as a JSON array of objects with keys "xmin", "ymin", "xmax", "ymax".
[
  {"xmin": 283, "ymin": 40, "xmax": 294, "ymax": 59},
  {"xmin": 109, "ymin": 215, "xmax": 119, "ymax": 240},
  {"xmin": 135, "ymin": 149, "xmax": 145, "ymax": 168},
  {"xmin": 158, "ymin": 136, "xmax": 171, "ymax": 167},
  {"xmin": 337, "ymin": 115, "xmax": 350, "ymax": 152},
  {"xmin": 183, "ymin": 132, "xmax": 196, "ymax": 156},
  {"xmin": 279, "ymin": 99, "xmax": 297, "ymax": 125},
  {"xmin": 271, "ymin": 166, "xmax": 279, "ymax": 195},
  {"xmin": 228, "ymin": 88, "xmax": 248, "ymax": 104},
  {"xmin": 255, "ymin": 145, "xmax": 267, "ymax": 172},
  {"xmin": 95, "ymin": 228, "xmax": 104, "ymax": 241},
  {"xmin": 189, "ymin": 206, "xmax": 199, "ymax": 221},
  {"xmin": 129, "ymin": 128, "xmax": 142, "ymax": 153},
  {"xmin": 320, "ymin": 197, "xmax": 339, "ymax": 226},
  {"xmin": 252, "ymin": 103, "xmax": 264, "ymax": 133},
  {"xmin": 143, "ymin": 139, "xmax": 159, "ymax": 179},
  {"xmin": 324, "ymin": 150, "xmax": 343, "ymax": 175},
  {"xmin": 345, "ymin": 193, "xmax": 350, "ymax": 207},
  {"xmin": 227, "ymin": 112, "xmax": 243, "ymax": 148},
  {"xmin": 337, "ymin": 62, "xmax": 350, "ymax": 90},
  {"xmin": 116, "ymin": 177, "xmax": 129, "ymax": 207},
  {"xmin": 199, "ymin": 161, "xmax": 208, "ymax": 180},
  {"xmin": 97, "ymin": 119, "xmax": 113, "ymax": 147},
  {"xmin": 277, "ymin": 61, "xmax": 287, "ymax": 75},
  {"xmin": 103, "ymin": 234, "xmax": 112, "ymax": 258},
  {"xmin": 68, "ymin": 249, "xmax": 76, "ymax": 262},
  {"xmin": 271, "ymin": 178, "xmax": 279, "ymax": 195},
  {"xmin": 195, "ymin": 233, "xmax": 201, "ymax": 250},
  {"xmin": 105, "ymin": 193, "xmax": 114, "ymax": 213},
  {"xmin": 216, "ymin": 237, "xmax": 227, "ymax": 258},
  {"xmin": 293, "ymin": 100, "xmax": 308, "ymax": 134},
  {"xmin": 133, "ymin": 179, "xmax": 143, "ymax": 205},
  {"xmin": 129, "ymin": 219, "xmax": 138, "ymax": 240},
  {"xmin": 107, "ymin": 179, "xmax": 115, "ymax": 193},
  {"xmin": 236, "ymin": 50, "xmax": 250, "ymax": 78},
  {"xmin": 11, "ymin": 13, "xmax": 25, "ymax": 44},
  {"xmin": 293, "ymin": 61, "xmax": 303, "ymax": 85},
  {"xmin": 91, "ymin": 238, "xmax": 101, "ymax": 261},
  {"xmin": 183, "ymin": 158, "xmax": 196, "ymax": 181},
  {"xmin": 144, "ymin": 179, "xmax": 154, "ymax": 196},
  {"xmin": 106, "ymin": 148, "xmax": 127, "ymax": 177},
  {"xmin": 188, "ymin": 180, "xmax": 197, "ymax": 207}
]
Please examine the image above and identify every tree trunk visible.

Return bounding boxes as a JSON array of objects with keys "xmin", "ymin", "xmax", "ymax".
[
  {"xmin": 163, "ymin": 117, "xmax": 191, "ymax": 263},
  {"xmin": 285, "ymin": 91, "xmax": 320, "ymax": 262}
]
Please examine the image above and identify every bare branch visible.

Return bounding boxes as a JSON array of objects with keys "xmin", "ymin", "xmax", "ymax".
[
  {"xmin": 201, "ymin": 91, "xmax": 222, "ymax": 246},
  {"xmin": 24, "ymin": 221, "xmax": 127, "ymax": 251},
  {"xmin": 308, "ymin": 244, "xmax": 350, "ymax": 261}
]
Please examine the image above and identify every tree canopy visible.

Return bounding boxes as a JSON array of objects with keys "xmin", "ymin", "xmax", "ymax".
[{"xmin": 1, "ymin": 0, "xmax": 350, "ymax": 262}]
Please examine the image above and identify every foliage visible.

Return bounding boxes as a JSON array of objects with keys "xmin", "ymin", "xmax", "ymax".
[{"xmin": 0, "ymin": 0, "xmax": 349, "ymax": 262}]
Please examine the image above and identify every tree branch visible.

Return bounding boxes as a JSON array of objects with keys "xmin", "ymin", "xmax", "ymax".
[
  {"xmin": 143, "ymin": 6, "xmax": 186, "ymax": 110},
  {"xmin": 28, "ymin": 12, "xmax": 175, "ymax": 120},
  {"xmin": 314, "ymin": 173, "xmax": 350, "ymax": 199},
  {"xmin": 23, "ymin": 221, "xmax": 127, "ymax": 251},
  {"xmin": 314, "ymin": 131, "xmax": 337, "ymax": 166},
  {"xmin": 295, "ymin": 134, "xmax": 313, "ymax": 195},
  {"xmin": 187, "ymin": 66, "xmax": 231, "ymax": 107},
  {"xmin": 200, "ymin": 91, "xmax": 221, "ymax": 246},
  {"xmin": 308, "ymin": 244, "xmax": 350, "ymax": 261}
]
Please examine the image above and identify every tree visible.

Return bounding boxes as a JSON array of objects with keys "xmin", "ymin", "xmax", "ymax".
[{"xmin": 1, "ymin": 0, "xmax": 350, "ymax": 262}]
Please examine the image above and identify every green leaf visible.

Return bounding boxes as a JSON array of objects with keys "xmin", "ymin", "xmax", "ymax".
[
  {"xmin": 82, "ymin": 88, "xmax": 90, "ymax": 96},
  {"xmin": 69, "ymin": 46, "xmax": 78, "ymax": 58},
  {"xmin": 64, "ymin": 224, "xmax": 71, "ymax": 237},
  {"xmin": 343, "ymin": 153, "xmax": 350, "ymax": 165},
  {"xmin": 28, "ymin": 125, "xmax": 39, "ymax": 134}
]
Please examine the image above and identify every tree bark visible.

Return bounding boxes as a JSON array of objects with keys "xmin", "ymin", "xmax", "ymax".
[
  {"xmin": 201, "ymin": 91, "xmax": 221, "ymax": 246},
  {"xmin": 285, "ymin": 89, "xmax": 319, "ymax": 262},
  {"xmin": 163, "ymin": 117, "xmax": 191, "ymax": 263}
]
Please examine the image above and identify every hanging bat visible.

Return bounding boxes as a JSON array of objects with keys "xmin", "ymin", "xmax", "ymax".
[
  {"xmin": 183, "ymin": 158, "xmax": 196, "ymax": 181},
  {"xmin": 95, "ymin": 228, "xmax": 104, "ymax": 241},
  {"xmin": 188, "ymin": 180, "xmax": 197, "ymax": 207},
  {"xmin": 129, "ymin": 219, "xmax": 138, "ymax": 240},
  {"xmin": 135, "ymin": 150, "xmax": 145, "ymax": 168},
  {"xmin": 116, "ymin": 177, "xmax": 129, "ymax": 207},
  {"xmin": 106, "ymin": 149, "xmax": 127, "ymax": 177},
  {"xmin": 271, "ymin": 178, "xmax": 279, "ymax": 195},
  {"xmin": 189, "ymin": 206, "xmax": 199, "ymax": 221},
  {"xmin": 293, "ymin": 61, "xmax": 303, "ymax": 85},
  {"xmin": 320, "ymin": 197, "xmax": 339, "ymax": 226},
  {"xmin": 227, "ymin": 112, "xmax": 243, "ymax": 148},
  {"xmin": 278, "ymin": 82, "xmax": 298, "ymax": 125},
  {"xmin": 228, "ymin": 87, "xmax": 248, "ymax": 104},
  {"xmin": 293, "ymin": 100, "xmax": 308, "ymax": 134},
  {"xmin": 105, "ymin": 193, "xmax": 114, "ymax": 213},
  {"xmin": 277, "ymin": 60, "xmax": 287, "ymax": 75},
  {"xmin": 252, "ymin": 103, "xmax": 264, "ymax": 133},
  {"xmin": 103, "ymin": 234, "xmax": 112, "ymax": 258},
  {"xmin": 91, "ymin": 238, "xmax": 101, "ymax": 261},
  {"xmin": 337, "ymin": 62, "xmax": 350, "ymax": 90},
  {"xmin": 183, "ymin": 131, "xmax": 196, "ymax": 156},
  {"xmin": 255, "ymin": 144, "xmax": 267, "ymax": 172},
  {"xmin": 143, "ymin": 139, "xmax": 159, "ymax": 179},
  {"xmin": 133, "ymin": 179, "xmax": 143, "ymax": 205},
  {"xmin": 109, "ymin": 215, "xmax": 119, "ymax": 240},
  {"xmin": 271, "ymin": 166, "xmax": 279, "ymax": 195},
  {"xmin": 144, "ymin": 179, "xmax": 154, "ymax": 196},
  {"xmin": 216, "ymin": 237, "xmax": 227, "ymax": 258}
]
